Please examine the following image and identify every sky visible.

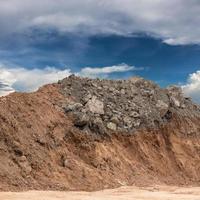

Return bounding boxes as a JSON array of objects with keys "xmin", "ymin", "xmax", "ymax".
[{"xmin": 0, "ymin": 0, "xmax": 200, "ymax": 102}]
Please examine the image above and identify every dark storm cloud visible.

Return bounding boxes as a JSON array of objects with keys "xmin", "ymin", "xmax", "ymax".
[{"xmin": 0, "ymin": 0, "xmax": 200, "ymax": 45}]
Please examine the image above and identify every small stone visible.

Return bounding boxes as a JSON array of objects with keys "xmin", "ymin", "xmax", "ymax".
[
  {"xmin": 109, "ymin": 87, "xmax": 115, "ymax": 92},
  {"xmin": 107, "ymin": 122, "xmax": 117, "ymax": 131},
  {"xmin": 123, "ymin": 116, "xmax": 132, "ymax": 128},
  {"xmin": 73, "ymin": 113, "xmax": 90, "ymax": 127},
  {"xmin": 133, "ymin": 119, "xmax": 141, "ymax": 127},
  {"xmin": 90, "ymin": 117, "xmax": 106, "ymax": 134},
  {"xmin": 170, "ymin": 97, "xmax": 181, "ymax": 107},
  {"xmin": 19, "ymin": 156, "xmax": 27, "ymax": 162},
  {"xmin": 36, "ymin": 137, "xmax": 46, "ymax": 146},
  {"xmin": 156, "ymin": 100, "xmax": 169, "ymax": 116},
  {"xmin": 181, "ymin": 104, "xmax": 186, "ymax": 109},
  {"xmin": 92, "ymin": 83, "xmax": 98, "ymax": 87},
  {"xmin": 120, "ymin": 89, "xmax": 126, "ymax": 95},
  {"xmin": 18, "ymin": 156, "xmax": 32, "ymax": 174},
  {"xmin": 82, "ymin": 93, "xmax": 92, "ymax": 104},
  {"xmin": 63, "ymin": 159, "xmax": 69, "ymax": 167},
  {"xmin": 64, "ymin": 103, "xmax": 83, "ymax": 112},
  {"xmin": 130, "ymin": 111, "xmax": 140, "ymax": 118},
  {"xmin": 110, "ymin": 116, "xmax": 120, "ymax": 125}
]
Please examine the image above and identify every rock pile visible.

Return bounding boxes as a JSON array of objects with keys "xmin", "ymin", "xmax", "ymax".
[{"xmin": 59, "ymin": 75, "xmax": 200, "ymax": 134}]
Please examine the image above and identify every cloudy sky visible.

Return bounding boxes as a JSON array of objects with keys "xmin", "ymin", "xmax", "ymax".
[{"xmin": 0, "ymin": 0, "xmax": 200, "ymax": 102}]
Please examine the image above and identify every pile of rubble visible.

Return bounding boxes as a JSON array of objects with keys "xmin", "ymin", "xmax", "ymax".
[{"xmin": 59, "ymin": 75, "xmax": 200, "ymax": 134}]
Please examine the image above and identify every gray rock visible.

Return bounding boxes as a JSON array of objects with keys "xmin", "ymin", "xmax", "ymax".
[
  {"xmin": 120, "ymin": 89, "xmax": 126, "ymax": 95},
  {"xmin": 82, "ymin": 93, "xmax": 92, "ymax": 104},
  {"xmin": 86, "ymin": 96, "xmax": 104, "ymax": 114},
  {"xmin": 130, "ymin": 111, "xmax": 140, "ymax": 118},
  {"xmin": 110, "ymin": 116, "xmax": 120, "ymax": 125},
  {"xmin": 123, "ymin": 116, "xmax": 132, "ymax": 129},
  {"xmin": 64, "ymin": 103, "xmax": 83, "ymax": 112},
  {"xmin": 167, "ymin": 86, "xmax": 184, "ymax": 108},
  {"xmin": 170, "ymin": 96, "xmax": 181, "ymax": 107},
  {"xmin": 107, "ymin": 122, "xmax": 117, "ymax": 131},
  {"xmin": 156, "ymin": 100, "xmax": 169, "ymax": 116},
  {"xmin": 73, "ymin": 112, "xmax": 90, "ymax": 127},
  {"xmin": 132, "ymin": 119, "xmax": 141, "ymax": 127},
  {"xmin": 90, "ymin": 117, "xmax": 106, "ymax": 134}
]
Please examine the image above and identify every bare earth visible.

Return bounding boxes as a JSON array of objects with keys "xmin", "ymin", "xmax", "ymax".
[{"xmin": 1, "ymin": 186, "xmax": 200, "ymax": 200}]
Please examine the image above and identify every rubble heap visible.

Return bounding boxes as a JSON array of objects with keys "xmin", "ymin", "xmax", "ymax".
[{"xmin": 59, "ymin": 75, "xmax": 200, "ymax": 134}]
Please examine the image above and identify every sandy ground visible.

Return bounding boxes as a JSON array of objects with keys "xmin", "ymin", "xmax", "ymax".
[{"xmin": 0, "ymin": 186, "xmax": 200, "ymax": 200}]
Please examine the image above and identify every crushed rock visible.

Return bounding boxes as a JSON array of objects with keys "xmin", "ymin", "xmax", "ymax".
[{"xmin": 59, "ymin": 75, "xmax": 200, "ymax": 133}]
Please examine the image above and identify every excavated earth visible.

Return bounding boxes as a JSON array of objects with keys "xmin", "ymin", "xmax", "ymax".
[{"xmin": 0, "ymin": 75, "xmax": 200, "ymax": 192}]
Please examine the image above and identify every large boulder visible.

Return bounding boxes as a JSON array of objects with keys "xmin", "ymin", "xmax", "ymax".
[{"xmin": 86, "ymin": 96, "xmax": 104, "ymax": 114}]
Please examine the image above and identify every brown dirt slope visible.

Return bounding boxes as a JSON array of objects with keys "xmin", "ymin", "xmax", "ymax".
[{"xmin": 0, "ymin": 80, "xmax": 200, "ymax": 191}]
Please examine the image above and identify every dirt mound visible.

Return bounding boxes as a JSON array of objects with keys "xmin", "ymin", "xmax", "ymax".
[{"xmin": 0, "ymin": 76, "xmax": 200, "ymax": 191}]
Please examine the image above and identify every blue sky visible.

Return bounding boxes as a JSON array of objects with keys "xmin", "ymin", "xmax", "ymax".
[{"xmin": 0, "ymin": 0, "xmax": 200, "ymax": 102}]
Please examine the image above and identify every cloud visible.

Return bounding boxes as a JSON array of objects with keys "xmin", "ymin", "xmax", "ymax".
[
  {"xmin": 0, "ymin": 83, "xmax": 15, "ymax": 96},
  {"xmin": 0, "ymin": 63, "xmax": 142, "ymax": 96},
  {"xmin": 182, "ymin": 70, "xmax": 200, "ymax": 103},
  {"xmin": 0, "ymin": 0, "xmax": 200, "ymax": 45},
  {"xmin": 79, "ymin": 63, "xmax": 142, "ymax": 78},
  {"xmin": 0, "ymin": 64, "xmax": 72, "ymax": 96}
]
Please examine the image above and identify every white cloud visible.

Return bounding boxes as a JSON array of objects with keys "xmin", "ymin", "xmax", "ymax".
[
  {"xmin": 79, "ymin": 63, "xmax": 141, "ymax": 77},
  {"xmin": 182, "ymin": 71, "xmax": 200, "ymax": 103},
  {"xmin": 1, "ymin": 62, "xmax": 199, "ymax": 104},
  {"xmin": 0, "ymin": 63, "xmax": 142, "ymax": 96},
  {"xmin": 0, "ymin": 64, "xmax": 72, "ymax": 96},
  {"xmin": 0, "ymin": 0, "xmax": 200, "ymax": 45},
  {"xmin": 0, "ymin": 83, "xmax": 15, "ymax": 96}
]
